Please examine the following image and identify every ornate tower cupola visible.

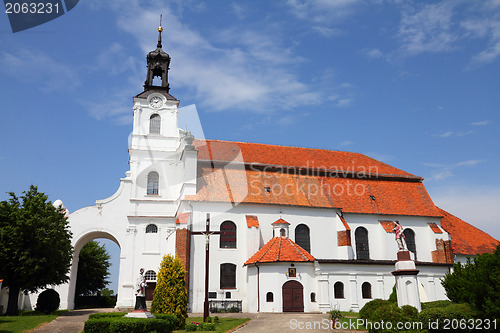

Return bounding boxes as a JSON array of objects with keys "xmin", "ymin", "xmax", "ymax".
[{"xmin": 144, "ymin": 21, "xmax": 171, "ymax": 92}]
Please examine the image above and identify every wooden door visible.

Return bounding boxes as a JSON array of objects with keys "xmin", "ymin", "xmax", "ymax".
[
  {"xmin": 282, "ymin": 280, "xmax": 304, "ymax": 312},
  {"xmin": 146, "ymin": 282, "xmax": 156, "ymax": 301}
]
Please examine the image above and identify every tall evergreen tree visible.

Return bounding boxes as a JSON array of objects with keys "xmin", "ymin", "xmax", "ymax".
[
  {"xmin": 442, "ymin": 244, "xmax": 500, "ymax": 319},
  {"xmin": 0, "ymin": 186, "xmax": 73, "ymax": 315},
  {"xmin": 75, "ymin": 241, "xmax": 111, "ymax": 296},
  {"xmin": 151, "ymin": 254, "xmax": 188, "ymax": 326}
]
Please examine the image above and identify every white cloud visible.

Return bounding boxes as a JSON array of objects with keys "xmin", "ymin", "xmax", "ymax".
[
  {"xmin": 397, "ymin": 2, "xmax": 458, "ymax": 56},
  {"xmin": 471, "ymin": 120, "xmax": 489, "ymax": 126},
  {"xmin": 231, "ymin": 2, "xmax": 246, "ymax": 20},
  {"xmin": 430, "ymin": 186, "xmax": 500, "ymax": 240},
  {"xmin": 110, "ymin": 4, "xmax": 327, "ymax": 113},
  {"xmin": 365, "ymin": 152, "xmax": 394, "ymax": 163},
  {"xmin": 364, "ymin": 48, "xmax": 384, "ymax": 59},
  {"xmin": 339, "ymin": 140, "xmax": 353, "ymax": 148},
  {"xmin": 0, "ymin": 48, "xmax": 80, "ymax": 93},
  {"xmin": 286, "ymin": 0, "xmax": 362, "ymax": 24},
  {"xmin": 432, "ymin": 130, "xmax": 474, "ymax": 138},
  {"xmin": 424, "ymin": 159, "xmax": 484, "ymax": 181}
]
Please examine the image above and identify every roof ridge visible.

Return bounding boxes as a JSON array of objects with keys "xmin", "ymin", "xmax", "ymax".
[
  {"xmin": 196, "ymin": 138, "xmax": 361, "ymax": 155},
  {"xmin": 276, "ymin": 237, "xmax": 282, "ymax": 261}
]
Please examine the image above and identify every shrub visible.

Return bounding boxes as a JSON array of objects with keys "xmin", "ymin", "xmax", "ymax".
[
  {"xmin": 83, "ymin": 315, "xmax": 178, "ymax": 333},
  {"xmin": 84, "ymin": 318, "xmax": 112, "ymax": 333},
  {"xmin": 213, "ymin": 316, "xmax": 219, "ymax": 323},
  {"xmin": 199, "ymin": 322, "xmax": 216, "ymax": 331},
  {"xmin": 368, "ymin": 303, "xmax": 404, "ymax": 333},
  {"xmin": 401, "ymin": 305, "xmax": 418, "ymax": 321},
  {"xmin": 206, "ymin": 316, "xmax": 212, "ymax": 323},
  {"xmin": 151, "ymin": 254, "xmax": 188, "ymax": 328},
  {"xmin": 88, "ymin": 312, "xmax": 127, "ymax": 319},
  {"xmin": 418, "ymin": 303, "xmax": 478, "ymax": 332},
  {"xmin": 421, "ymin": 300, "xmax": 453, "ymax": 310},
  {"xmin": 185, "ymin": 323, "xmax": 197, "ymax": 331},
  {"xmin": 35, "ymin": 289, "xmax": 60, "ymax": 314},
  {"xmin": 388, "ymin": 284, "xmax": 397, "ymax": 303},
  {"xmin": 359, "ymin": 299, "xmax": 392, "ymax": 320}
]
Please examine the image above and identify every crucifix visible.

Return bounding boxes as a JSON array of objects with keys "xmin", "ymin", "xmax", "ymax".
[{"xmin": 191, "ymin": 213, "xmax": 221, "ymax": 322}]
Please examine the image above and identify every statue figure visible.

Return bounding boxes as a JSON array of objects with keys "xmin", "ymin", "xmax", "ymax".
[
  {"xmin": 134, "ymin": 268, "xmax": 147, "ymax": 311},
  {"xmin": 393, "ymin": 220, "xmax": 406, "ymax": 251}
]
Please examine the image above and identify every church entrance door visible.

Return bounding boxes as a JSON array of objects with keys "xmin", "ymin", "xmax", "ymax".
[
  {"xmin": 145, "ymin": 283, "xmax": 156, "ymax": 301},
  {"xmin": 282, "ymin": 280, "xmax": 304, "ymax": 312}
]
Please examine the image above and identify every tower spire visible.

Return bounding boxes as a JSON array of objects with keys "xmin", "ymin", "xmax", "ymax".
[
  {"xmin": 143, "ymin": 17, "xmax": 171, "ymax": 92},
  {"xmin": 157, "ymin": 15, "xmax": 163, "ymax": 49}
]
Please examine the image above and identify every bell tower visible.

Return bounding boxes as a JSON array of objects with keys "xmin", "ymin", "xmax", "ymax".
[{"xmin": 144, "ymin": 19, "xmax": 171, "ymax": 91}]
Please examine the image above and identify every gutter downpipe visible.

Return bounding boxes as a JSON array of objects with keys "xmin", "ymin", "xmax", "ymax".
[{"xmin": 256, "ymin": 263, "xmax": 260, "ymax": 312}]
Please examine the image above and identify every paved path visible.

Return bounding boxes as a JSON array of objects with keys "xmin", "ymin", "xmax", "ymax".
[
  {"xmin": 210, "ymin": 313, "xmax": 365, "ymax": 333},
  {"xmin": 28, "ymin": 308, "xmax": 115, "ymax": 333}
]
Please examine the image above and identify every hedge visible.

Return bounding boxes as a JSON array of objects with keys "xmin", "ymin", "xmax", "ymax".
[
  {"xmin": 359, "ymin": 299, "xmax": 393, "ymax": 320},
  {"xmin": 421, "ymin": 300, "xmax": 453, "ymax": 310},
  {"xmin": 83, "ymin": 313, "xmax": 179, "ymax": 333},
  {"xmin": 418, "ymin": 303, "xmax": 478, "ymax": 332}
]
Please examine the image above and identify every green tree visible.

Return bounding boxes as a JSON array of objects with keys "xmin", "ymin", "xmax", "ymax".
[
  {"xmin": 442, "ymin": 244, "xmax": 500, "ymax": 319},
  {"xmin": 151, "ymin": 254, "xmax": 188, "ymax": 327},
  {"xmin": 75, "ymin": 241, "xmax": 111, "ymax": 296},
  {"xmin": 0, "ymin": 186, "xmax": 73, "ymax": 315}
]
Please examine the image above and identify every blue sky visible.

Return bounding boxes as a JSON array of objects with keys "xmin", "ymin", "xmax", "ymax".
[{"xmin": 1, "ymin": 1, "xmax": 499, "ymax": 294}]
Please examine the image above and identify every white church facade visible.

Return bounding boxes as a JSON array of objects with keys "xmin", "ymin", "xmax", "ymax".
[{"xmin": 3, "ymin": 27, "xmax": 498, "ymax": 314}]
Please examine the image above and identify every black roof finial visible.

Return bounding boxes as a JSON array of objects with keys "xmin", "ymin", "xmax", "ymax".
[{"xmin": 157, "ymin": 15, "xmax": 163, "ymax": 49}]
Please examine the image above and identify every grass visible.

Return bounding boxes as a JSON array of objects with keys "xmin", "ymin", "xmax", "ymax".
[
  {"xmin": 175, "ymin": 316, "xmax": 250, "ymax": 333},
  {"xmin": 341, "ymin": 310, "xmax": 359, "ymax": 317},
  {"xmin": 0, "ymin": 310, "xmax": 68, "ymax": 333}
]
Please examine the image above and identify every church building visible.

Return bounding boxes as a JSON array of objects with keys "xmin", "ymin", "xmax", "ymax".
[{"xmin": 8, "ymin": 26, "xmax": 497, "ymax": 315}]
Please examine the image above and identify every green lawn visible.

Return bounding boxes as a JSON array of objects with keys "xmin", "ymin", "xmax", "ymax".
[
  {"xmin": 175, "ymin": 316, "xmax": 250, "ymax": 333},
  {"xmin": 0, "ymin": 310, "xmax": 67, "ymax": 333}
]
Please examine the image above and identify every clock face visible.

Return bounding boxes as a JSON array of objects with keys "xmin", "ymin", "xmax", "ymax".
[{"xmin": 149, "ymin": 96, "xmax": 163, "ymax": 109}]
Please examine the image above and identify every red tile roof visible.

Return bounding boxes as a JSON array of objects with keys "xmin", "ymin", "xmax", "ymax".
[
  {"xmin": 244, "ymin": 237, "xmax": 316, "ymax": 265},
  {"xmin": 195, "ymin": 139, "xmax": 418, "ymax": 178},
  {"xmin": 189, "ymin": 164, "xmax": 442, "ymax": 217},
  {"xmin": 246, "ymin": 215, "xmax": 259, "ymax": 228},
  {"xmin": 272, "ymin": 218, "xmax": 290, "ymax": 225},
  {"xmin": 379, "ymin": 220, "xmax": 395, "ymax": 233},
  {"xmin": 438, "ymin": 208, "xmax": 499, "ymax": 255},
  {"xmin": 176, "ymin": 212, "xmax": 190, "ymax": 224},
  {"xmin": 428, "ymin": 222, "xmax": 443, "ymax": 234}
]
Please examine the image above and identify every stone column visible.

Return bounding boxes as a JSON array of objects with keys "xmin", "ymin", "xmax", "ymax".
[{"xmin": 392, "ymin": 250, "xmax": 421, "ymax": 311}]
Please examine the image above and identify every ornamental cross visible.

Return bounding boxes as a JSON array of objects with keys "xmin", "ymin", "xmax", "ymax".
[{"xmin": 191, "ymin": 213, "xmax": 221, "ymax": 322}]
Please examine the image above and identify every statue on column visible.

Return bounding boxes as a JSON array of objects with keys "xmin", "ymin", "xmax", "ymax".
[
  {"xmin": 393, "ymin": 220, "xmax": 406, "ymax": 251},
  {"xmin": 134, "ymin": 268, "xmax": 147, "ymax": 311}
]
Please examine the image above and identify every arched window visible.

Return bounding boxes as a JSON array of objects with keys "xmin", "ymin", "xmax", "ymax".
[
  {"xmin": 146, "ymin": 224, "xmax": 158, "ymax": 233},
  {"xmin": 220, "ymin": 221, "xmax": 237, "ymax": 248},
  {"xmin": 145, "ymin": 270, "xmax": 156, "ymax": 281},
  {"xmin": 403, "ymin": 228, "xmax": 417, "ymax": 260},
  {"xmin": 220, "ymin": 263, "xmax": 236, "ymax": 289},
  {"xmin": 266, "ymin": 292, "xmax": 274, "ymax": 302},
  {"xmin": 355, "ymin": 227, "xmax": 370, "ymax": 260},
  {"xmin": 150, "ymin": 114, "xmax": 161, "ymax": 134},
  {"xmin": 334, "ymin": 282, "xmax": 344, "ymax": 299},
  {"xmin": 310, "ymin": 292, "xmax": 316, "ymax": 302},
  {"xmin": 295, "ymin": 224, "xmax": 310, "ymax": 253},
  {"xmin": 147, "ymin": 172, "xmax": 159, "ymax": 195},
  {"xmin": 280, "ymin": 228, "xmax": 286, "ymax": 237},
  {"xmin": 362, "ymin": 282, "xmax": 372, "ymax": 299}
]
